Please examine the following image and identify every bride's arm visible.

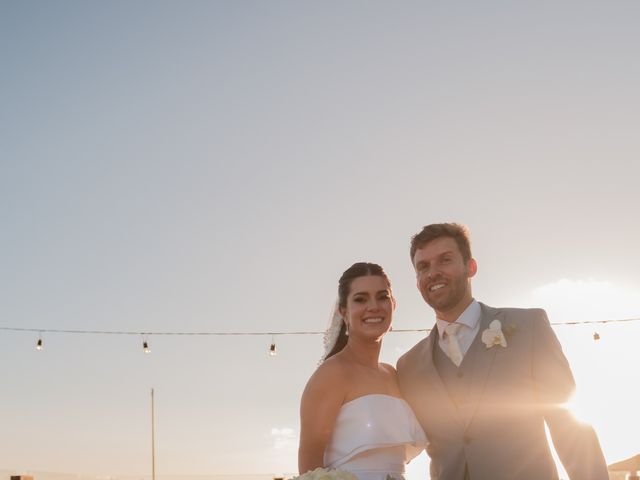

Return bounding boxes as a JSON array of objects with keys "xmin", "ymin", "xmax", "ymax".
[{"xmin": 298, "ymin": 361, "xmax": 346, "ymax": 474}]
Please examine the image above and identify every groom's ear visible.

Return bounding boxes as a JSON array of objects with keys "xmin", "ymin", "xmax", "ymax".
[{"xmin": 467, "ymin": 258, "xmax": 478, "ymax": 278}]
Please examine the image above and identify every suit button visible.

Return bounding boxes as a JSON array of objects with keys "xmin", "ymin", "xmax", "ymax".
[
  {"xmin": 456, "ymin": 371, "xmax": 464, "ymax": 378},
  {"xmin": 463, "ymin": 435, "xmax": 471, "ymax": 444}
]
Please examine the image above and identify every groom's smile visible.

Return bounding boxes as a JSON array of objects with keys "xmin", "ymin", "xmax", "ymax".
[{"xmin": 428, "ymin": 283, "xmax": 447, "ymax": 292}]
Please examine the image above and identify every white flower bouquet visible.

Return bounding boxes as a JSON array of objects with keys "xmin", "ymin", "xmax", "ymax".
[{"xmin": 290, "ymin": 467, "xmax": 357, "ymax": 480}]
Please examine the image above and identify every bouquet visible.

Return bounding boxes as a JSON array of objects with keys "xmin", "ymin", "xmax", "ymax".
[{"xmin": 290, "ymin": 467, "xmax": 357, "ymax": 480}]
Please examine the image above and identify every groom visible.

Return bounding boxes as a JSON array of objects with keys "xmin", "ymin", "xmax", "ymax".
[{"xmin": 397, "ymin": 223, "xmax": 608, "ymax": 480}]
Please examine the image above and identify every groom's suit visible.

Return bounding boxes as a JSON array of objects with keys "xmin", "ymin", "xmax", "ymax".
[{"xmin": 397, "ymin": 302, "xmax": 608, "ymax": 480}]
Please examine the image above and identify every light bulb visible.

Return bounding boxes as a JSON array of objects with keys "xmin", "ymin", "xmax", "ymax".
[
  {"xmin": 269, "ymin": 343, "xmax": 277, "ymax": 356},
  {"xmin": 143, "ymin": 341, "xmax": 151, "ymax": 353},
  {"xmin": 36, "ymin": 338, "xmax": 43, "ymax": 351}
]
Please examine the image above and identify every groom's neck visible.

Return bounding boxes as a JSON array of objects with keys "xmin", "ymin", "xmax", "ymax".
[{"xmin": 435, "ymin": 296, "xmax": 474, "ymax": 323}]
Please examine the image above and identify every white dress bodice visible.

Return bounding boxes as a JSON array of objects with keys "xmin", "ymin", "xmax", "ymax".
[{"xmin": 324, "ymin": 394, "xmax": 427, "ymax": 480}]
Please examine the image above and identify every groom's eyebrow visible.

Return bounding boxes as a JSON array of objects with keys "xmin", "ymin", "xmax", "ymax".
[{"xmin": 416, "ymin": 251, "xmax": 452, "ymax": 267}]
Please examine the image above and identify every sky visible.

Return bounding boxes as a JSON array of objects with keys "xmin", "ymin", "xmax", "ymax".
[{"xmin": 1, "ymin": 1, "xmax": 639, "ymax": 478}]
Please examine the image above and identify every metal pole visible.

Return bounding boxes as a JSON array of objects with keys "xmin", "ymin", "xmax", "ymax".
[{"xmin": 151, "ymin": 388, "xmax": 156, "ymax": 480}]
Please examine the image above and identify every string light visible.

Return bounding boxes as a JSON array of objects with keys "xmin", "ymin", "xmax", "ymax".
[
  {"xmin": 2, "ymin": 316, "xmax": 637, "ymax": 338},
  {"xmin": 142, "ymin": 336, "xmax": 151, "ymax": 354},
  {"xmin": 0, "ymin": 316, "xmax": 636, "ymax": 353}
]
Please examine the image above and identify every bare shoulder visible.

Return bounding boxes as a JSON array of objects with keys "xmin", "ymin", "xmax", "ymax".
[
  {"xmin": 379, "ymin": 362, "xmax": 398, "ymax": 375},
  {"xmin": 379, "ymin": 362, "xmax": 400, "ymax": 385},
  {"xmin": 301, "ymin": 355, "xmax": 350, "ymax": 401}
]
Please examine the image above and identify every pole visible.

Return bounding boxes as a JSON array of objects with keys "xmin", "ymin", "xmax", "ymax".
[{"xmin": 151, "ymin": 388, "xmax": 156, "ymax": 480}]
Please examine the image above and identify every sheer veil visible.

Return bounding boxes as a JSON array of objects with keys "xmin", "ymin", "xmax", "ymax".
[{"xmin": 320, "ymin": 299, "xmax": 343, "ymax": 364}]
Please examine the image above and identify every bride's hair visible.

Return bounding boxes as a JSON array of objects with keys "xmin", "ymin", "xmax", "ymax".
[{"xmin": 324, "ymin": 262, "xmax": 392, "ymax": 360}]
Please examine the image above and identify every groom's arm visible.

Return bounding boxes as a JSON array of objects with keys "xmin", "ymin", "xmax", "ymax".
[
  {"xmin": 531, "ymin": 309, "xmax": 575, "ymax": 405},
  {"xmin": 546, "ymin": 407, "xmax": 609, "ymax": 480},
  {"xmin": 531, "ymin": 310, "xmax": 609, "ymax": 479}
]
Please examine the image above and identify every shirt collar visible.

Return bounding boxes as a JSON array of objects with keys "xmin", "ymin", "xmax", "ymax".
[{"xmin": 435, "ymin": 299, "xmax": 481, "ymax": 340}]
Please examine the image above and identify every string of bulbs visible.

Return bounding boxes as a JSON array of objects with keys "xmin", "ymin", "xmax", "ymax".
[{"xmin": 2, "ymin": 316, "xmax": 638, "ymax": 355}]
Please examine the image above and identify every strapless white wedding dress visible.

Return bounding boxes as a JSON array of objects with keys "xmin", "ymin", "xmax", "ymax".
[{"xmin": 324, "ymin": 394, "xmax": 427, "ymax": 480}]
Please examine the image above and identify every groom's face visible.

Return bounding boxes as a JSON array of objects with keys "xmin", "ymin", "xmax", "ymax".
[{"xmin": 413, "ymin": 236, "xmax": 477, "ymax": 319}]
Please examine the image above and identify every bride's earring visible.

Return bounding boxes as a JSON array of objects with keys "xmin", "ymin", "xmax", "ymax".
[{"xmin": 344, "ymin": 319, "xmax": 349, "ymax": 336}]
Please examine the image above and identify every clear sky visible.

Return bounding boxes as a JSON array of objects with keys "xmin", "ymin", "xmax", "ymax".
[{"xmin": 1, "ymin": 1, "xmax": 639, "ymax": 477}]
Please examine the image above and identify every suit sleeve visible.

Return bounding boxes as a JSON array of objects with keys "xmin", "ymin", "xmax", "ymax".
[
  {"xmin": 531, "ymin": 309, "xmax": 575, "ymax": 405},
  {"xmin": 532, "ymin": 310, "xmax": 609, "ymax": 479}
]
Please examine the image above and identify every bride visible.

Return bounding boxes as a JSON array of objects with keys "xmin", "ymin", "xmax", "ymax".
[{"xmin": 298, "ymin": 262, "xmax": 426, "ymax": 480}]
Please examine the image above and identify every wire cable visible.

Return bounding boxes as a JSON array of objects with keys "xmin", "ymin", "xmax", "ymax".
[{"xmin": 1, "ymin": 316, "xmax": 638, "ymax": 337}]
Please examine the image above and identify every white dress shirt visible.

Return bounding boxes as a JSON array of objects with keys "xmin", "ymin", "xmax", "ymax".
[{"xmin": 435, "ymin": 299, "xmax": 481, "ymax": 360}]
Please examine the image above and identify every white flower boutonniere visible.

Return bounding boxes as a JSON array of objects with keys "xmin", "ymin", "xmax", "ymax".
[{"xmin": 481, "ymin": 319, "xmax": 507, "ymax": 349}]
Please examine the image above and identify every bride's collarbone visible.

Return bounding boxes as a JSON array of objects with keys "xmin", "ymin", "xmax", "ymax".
[{"xmin": 342, "ymin": 365, "xmax": 401, "ymax": 401}]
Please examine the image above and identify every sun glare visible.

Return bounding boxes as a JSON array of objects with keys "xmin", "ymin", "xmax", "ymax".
[
  {"xmin": 526, "ymin": 277, "xmax": 640, "ymax": 467},
  {"xmin": 563, "ymin": 390, "xmax": 593, "ymax": 425}
]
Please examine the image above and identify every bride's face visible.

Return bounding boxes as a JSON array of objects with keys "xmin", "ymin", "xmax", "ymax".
[{"xmin": 341, "ymin": 275, "xmax": 395, "ymax": 340}]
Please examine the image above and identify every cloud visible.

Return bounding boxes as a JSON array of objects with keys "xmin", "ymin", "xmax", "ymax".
[
  {"xmin": 270, "ymin": 427, "xmax": 297, "ymax": 450},
  {"xmin": 530, "ymin": 278, "xmax": 640, "ymax": 322}
]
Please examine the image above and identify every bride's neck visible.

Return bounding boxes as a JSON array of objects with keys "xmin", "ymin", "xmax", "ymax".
[{"xmin": 343, "ymin": 339, "xmax": 381, "ymax": 369}]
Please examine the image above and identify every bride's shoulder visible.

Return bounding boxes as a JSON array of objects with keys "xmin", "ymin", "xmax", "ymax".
[
  {"xmin": 301, "ymin": 356, "xmax": 351, "ymax": 407},
  {"xmin": 379, "ymin": 363, "xmax": 399, "ymax": 382},
  {"xmin": 313, "ymin": 355, "xmax": 351, "ymax": 383},
  {"xmin": 304, "ymin": 355, "xmax": 352, "ymax": 391},
  {"xmin": 379, "ymin": 362, "xmax": 397, "ymax": 374}
]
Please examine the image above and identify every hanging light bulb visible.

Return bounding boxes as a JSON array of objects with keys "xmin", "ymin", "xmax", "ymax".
[
  {"xmin": 269, "ymin": 336, "xmax": 277, "ymax": 356},
  {"xmin": 593, "ymin": 332, "xmax": 600, "ymax": 341},
  {"xmin": 36, "ymin": 337, "xmax": 43, "ymax": 351},
  {"xmin": 143, "ymin": 340, "xmax": 151, "ymax": 353}
]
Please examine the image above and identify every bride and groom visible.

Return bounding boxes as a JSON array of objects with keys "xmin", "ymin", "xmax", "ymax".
[{"xmin": 298, "ymin": 223, "xmax": 609, "ymax": 480}]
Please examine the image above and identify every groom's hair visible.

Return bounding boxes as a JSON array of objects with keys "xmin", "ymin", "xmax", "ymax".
[{"xmin": 410, "ymin": 223, "xmax": 472, "ymax": 263}]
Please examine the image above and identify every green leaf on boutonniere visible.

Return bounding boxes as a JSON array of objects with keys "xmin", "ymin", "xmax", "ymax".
[{"xmin": 503, "ymin": 323, "xmax": 517, "ymax": 338}]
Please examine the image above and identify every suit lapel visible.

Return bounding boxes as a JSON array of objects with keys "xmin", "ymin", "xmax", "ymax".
[
  {"xmin": 462, "ymin": 302, "xmax": 501, "ymax": 428},
  {"xmin": 416, "ymin": 326, "xmax": 465, "ymax": 428}
]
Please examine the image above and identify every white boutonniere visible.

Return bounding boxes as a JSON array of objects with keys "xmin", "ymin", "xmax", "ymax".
[{"xmin": 481, "ymin": 319, "xmax": 507, "ymax": 349}]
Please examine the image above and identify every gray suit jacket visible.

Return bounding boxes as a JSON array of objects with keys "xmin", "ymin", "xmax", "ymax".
[{"xmin": 397, "ymin": 303, "xmax": 608, "ymax": 480}]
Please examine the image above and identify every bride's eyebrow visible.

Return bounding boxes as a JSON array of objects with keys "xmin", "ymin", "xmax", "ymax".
[
  {"xmin": 352, "ymin": 291, "xmax": 370, "ymax": 296},
  {"xmin": 352, "ymin": 290, "xmax": 389, "ymax": 296}
]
